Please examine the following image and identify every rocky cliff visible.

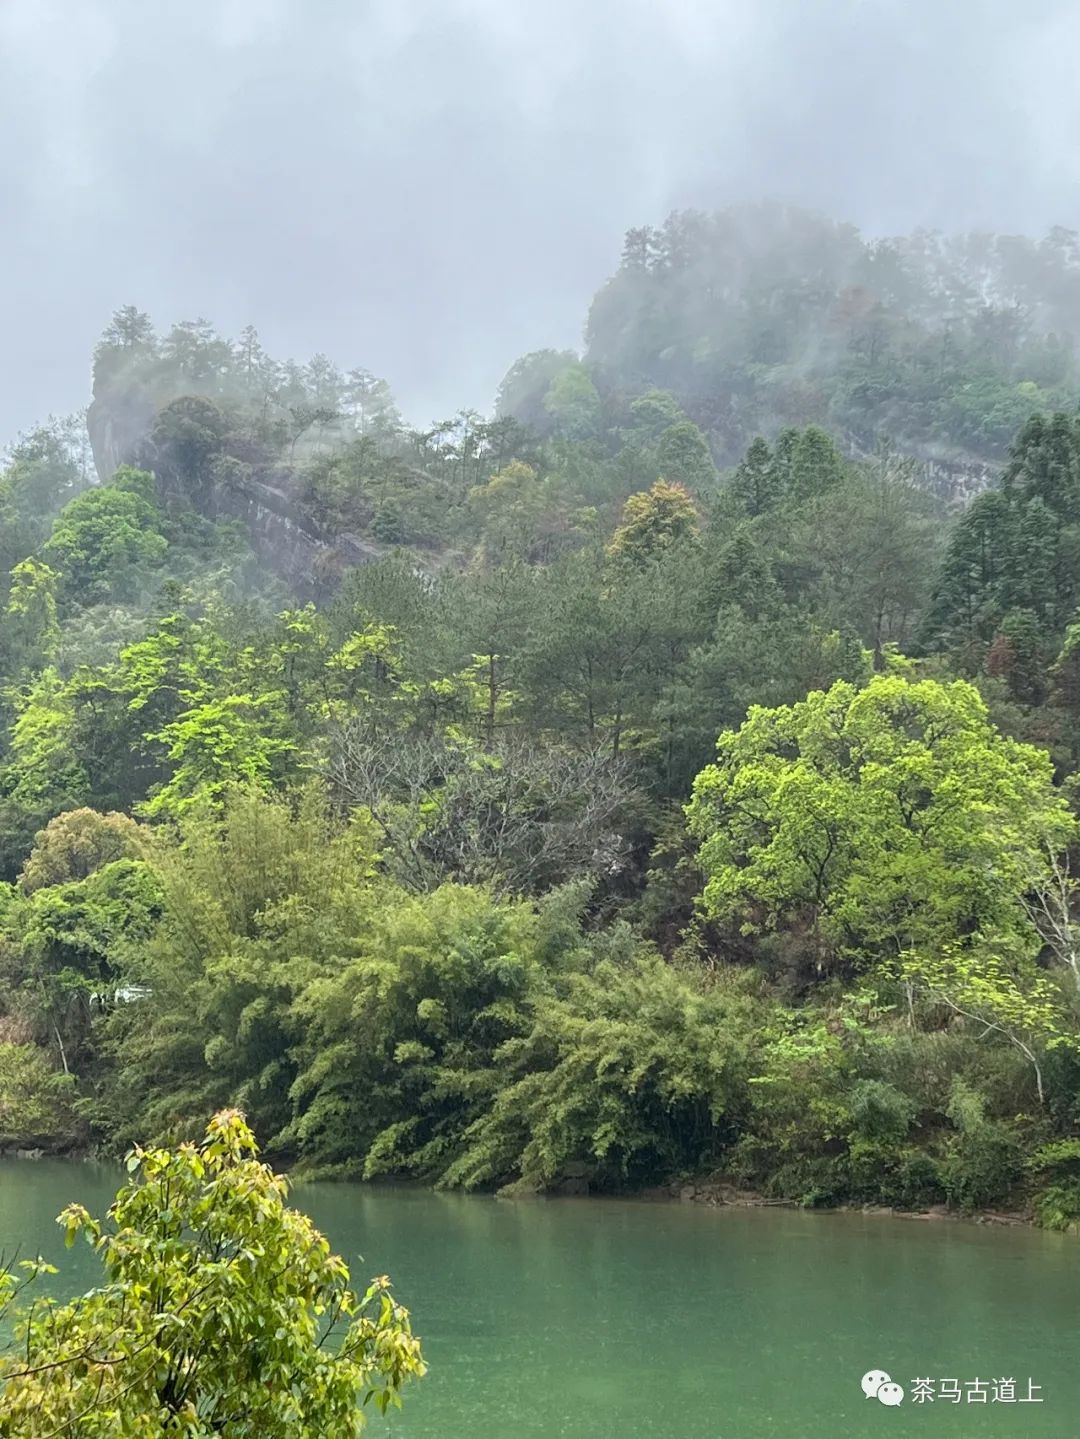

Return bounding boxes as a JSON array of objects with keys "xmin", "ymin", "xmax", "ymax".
[
  {"xmin": 213, "ymin": 471, "xmax": 384, "ymax": 594},
  {"xmin": 87, "ymin": 389, "xmax": 385, "ymax": 596}
]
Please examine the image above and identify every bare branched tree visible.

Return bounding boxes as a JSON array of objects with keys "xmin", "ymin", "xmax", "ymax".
[
  {"xmin": 324, "ymin": 722, "xmax": 638, "ymax": 895},
  {"xmin": 1022, "ymin": 841, "xmax": 1080, "ymax": 994}
]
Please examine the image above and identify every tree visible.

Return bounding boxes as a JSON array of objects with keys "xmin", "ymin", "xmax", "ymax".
[
  {"xmin": 524, "ymin": 543, "xmax": 708, "ymax": 768},
  {"xmin": 326, "ymin": 729, "xmax": 635, "ymax": 894},
  {"xmin": 986, "ymin": 608, "xmax": 1047, "ymax": 705},
  {"xmin": 145, "ymin": 397, "xmax": 229, "ymax": 499},
  {"xmin": 18, "ymin": 808, "xmax": 142, "ymax": 894},
  {"xmin": 898, "ymin": 944, "xmax": 1063, "ymax": 1103},
  {"xmin": 86, "ymin": 787, "xmax": 375, "ymax": 1148},
  {"xmin": 160, "ymin": 319, "xmax": 232, "ymax": 388},
  {"xmin": 606, "ymin": 480, "xmax": 699, "ymax": 564},
  {"xmin": 342, "ymin": 369, "xmax": 400, "ymax": 437},
  {"xmin": 286, "ymin": 885, "xmax": 542, "ymax": 1179},
  {"xmin": 449, "ymin": 561, "xmax": 534, "ymax": 749},
  {"xmin": 97, "ymin": 305, "xmax": 156, "ymax": 354},
  {"xmin": 625, "ymin": 389, "xmax": 684, "ymax": 443},
  {"xmin": 0, "ymin": 1040, "xmax": 77, "ymax": 1149},
  {"xmin": 12, "ymin": 858, "xmax": 163, "ymax": 1075},
  {"xmin": 921, "ymin": 412, "xmax": 1080, "ymax": 658},
  {"xmin": 0, "ymin": 668, "xmax": 92, "ymax": 873},
  {"xmin": 727, "ymin": 437, "xmax": 781, "ymax": 517},
  {"xmin": 1050, "ymin": 616, "xmax": 1080, "ymax": 724},
  {"xmin": 542, "ymin": 363, "xmax": 601, "ymax": 439},
  {"xmin": 495, "ymin": 349, "xmax": 579, "ymax": 432},
  {"xmin": 468, "ymin": 459, "xmax": 561, "ymax": 560},
  {"xmin": 0, "ymin": 1110, "xmax": 424, "ymax": 1435},
  {"xmin": 686, "ymin": 675, "xmax": 1075, "ymax": 973},
  {"xmin": 42, "ymin": 471, "xmax": 167, "ymax": 605},
  {"xmin": 1002, "ymin": 411, "xmax": 1080, "ymax": 519},
  {"xmin": 785, "ymin": 426, "xmax": 846, "ymax": 500},
  {"xmin": 785, "ymin": 454, "xmax": 942, "ymax": 664},
  {"xmin": 442, "ymin": 948, "xmax": 762, "ymax": 1193},
  {"xmin": 3, "ymin": 559, "xmax": 59, "ymax": 671},
  {"xmin": 288, "ymin": 404, "xmax": 340, "ymax": 463},
  {"xmin": 141, "ymin": 694, "xmax": 298, "ymax": 820},
  {"xmin": 93, "ymin": 306, "xmax": 157, "ymax": 386},
  {"xmin": 1, "ymin": 424, "xmax": 88, "ymax": 545},
  {"xmin": 656, "ymin": 419, "xmax": 717, "ymax": 492},
  {"xmin": 919, "ymin": 490, "xmax": 1018, "ymax": 657}
]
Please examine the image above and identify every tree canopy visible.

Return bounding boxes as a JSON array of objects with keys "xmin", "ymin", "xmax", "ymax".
[{"xmin": 0, "ymin": 1111, "xmax": 424, "ymax": 1436}]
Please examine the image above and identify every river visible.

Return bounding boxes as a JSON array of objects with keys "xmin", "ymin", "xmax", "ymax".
[{"xmin": 0, "ymin": 1159, "xmax": 1076, "ymax": 1436}]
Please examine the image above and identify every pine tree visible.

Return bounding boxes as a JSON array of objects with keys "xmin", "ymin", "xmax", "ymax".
[{"xmin": 728, "ymin": 437, "xmax": 780, "ymax": 516}]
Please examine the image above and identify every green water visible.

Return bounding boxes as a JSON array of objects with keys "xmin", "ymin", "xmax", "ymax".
[{"xmin": 1, "ymin": 1161, "xmax": 1077, "ymax": 1436}]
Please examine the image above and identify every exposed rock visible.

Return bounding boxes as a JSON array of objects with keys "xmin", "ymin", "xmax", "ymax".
[
  {"xmin": 87, "ymin": 390, "xmax": 388, "ymax": 597},
  {"xmin": 915, "ymin": 455, "xmax": 998, "ymax": 508},
  {"xmin": 210, "ymin": 472, "xmax": 385, "ymax": 597},
  {"xmin": 87, "ymin": 385, "xmax": 156, "ymax": 483}
]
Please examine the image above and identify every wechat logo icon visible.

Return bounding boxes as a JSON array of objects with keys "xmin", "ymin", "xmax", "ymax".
[{"xmin": 862, "ymin": 1370, "xmax": 905, "ymax": 1406}]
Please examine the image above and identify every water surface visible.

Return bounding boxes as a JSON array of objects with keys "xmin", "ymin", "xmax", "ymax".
[{"xmin": 1, "ymin": 1160, "xmax": 1076, "ymax": 1436}]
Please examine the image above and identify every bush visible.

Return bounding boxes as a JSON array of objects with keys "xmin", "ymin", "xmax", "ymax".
[
  {"xmin": 0, "ymin": 1042, "xmax": 78, "ymax": 1149},
  {"xmin": 719, "ymin": 1020, "xmax": 852, "ymax": 1205},
  {"xmin": 0, "ymin": 1111, "xmax": 424, "ymax": 1435},
  {"xmin": 443, "ymin": 946, "xmax": 763, "ymax": 1193},
  {"xmin": 18, "ymin": 808, "xmax": 141, "ymax": 893},
  {"xmin": 848, "ymin": 1079, "xmax": 917, "ymax": 1143},
  {"xmin": 890, "ymin": 1151, "xmax": 946, "ymax": 1208},
  {"xmin": 940, "ymin": 1079, "xmax": 1025, "ymax": 1210},
  {"xmin": 1029, "ymin": 1140, "xmax": 1080, "ymax": 1231}
]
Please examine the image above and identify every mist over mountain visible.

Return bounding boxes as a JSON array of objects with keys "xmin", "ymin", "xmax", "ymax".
[
  {"xmin": 12, "ymin": 5, "xmax": 1080, "ymax": 1351},
  {"xmin": 4, "ymin": 0, "xmax": 1080, "ymax": 442}
]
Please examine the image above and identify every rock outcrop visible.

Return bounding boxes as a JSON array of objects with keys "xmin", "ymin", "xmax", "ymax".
[
  {"xmin": 213, "ymin": 471, "xmax": 385, "ymax": 594},
  {"xmin": 87, "ymin": 389, "xmax": 386, "ymax": 596},
  {"xmin": 913, "ymin": 454, "xmax": 998, "ymax": 508}
]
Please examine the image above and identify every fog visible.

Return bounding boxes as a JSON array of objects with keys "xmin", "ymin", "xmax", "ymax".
[{"xmin": 3, "ymin": 0, "xmax": 1080, "ymax": 442}]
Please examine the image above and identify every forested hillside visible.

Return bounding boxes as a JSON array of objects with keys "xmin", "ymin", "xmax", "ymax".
[
  {"xmin": 506, "ymin": 205, "xmax": 1080, "ymax": 479},
  {"xmin": 5, "ymin": 209, "xmax": 1080, "ymax": 1227}
]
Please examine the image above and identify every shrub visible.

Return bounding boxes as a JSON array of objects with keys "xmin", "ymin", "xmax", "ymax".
[
  {"xmin": 1029, "ymin": 1139, "xmax": 1080, "ymax": 1231},
  {"xmin": 0, "ymin": 1111, "xmax": 425, "ymax": 1435},
  {"xmin": 444, "ymin": 946, "xmax": 762, "ymax": 1193},
  {"xmin": 0, "ymin": 1042, "xmax": 78, "ymax": 1149}
]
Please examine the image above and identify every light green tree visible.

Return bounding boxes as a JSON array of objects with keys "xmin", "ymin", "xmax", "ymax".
[
  {"xmin": 4, "ymin": 558, "xmax": 59, "ymax": 668},
  {"xmin": 0, "ymin": 1110, "xmax": 424, "ymax": 1435},
  {"xmin": 42, "ymin": 470, "xmax": 167, "ymax": 604},
  {"xmin": 896, "ymin": 943, "xmax": 1063, "ymax": 1103},
  {"xmin": 686, "ymin": 675, "xmax": 1075, "ymax": 967},
  {"xmin": 606, "ymin": 479, "xmax": 699, "ymax": 565},
  {"xmin": 141, "ymin": 695, "xmax": 298, "ymax": 819}
]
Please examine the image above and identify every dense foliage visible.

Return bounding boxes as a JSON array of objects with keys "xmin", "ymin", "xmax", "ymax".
[
  {"xmin": 0, "ymin": 1111, "xmax": 424, "ymax": 1435},
  {"xmin": 6, "ymin": 209, "xmax": 1080, "ymax": 1233},
  {"xmin": 578, "ymin": 206, "xmax": 1080, "ymax": 464}
]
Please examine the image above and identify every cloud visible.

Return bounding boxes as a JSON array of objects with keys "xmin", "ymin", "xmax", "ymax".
[{"xmin": 2, "ymin": 1, "xmax": 1079, "ymax": 441}]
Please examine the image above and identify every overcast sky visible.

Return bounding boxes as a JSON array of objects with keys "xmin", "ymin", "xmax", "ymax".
[{"xmin": 3, "ymin": 0, "xmax": 1080, "ymax": 442}]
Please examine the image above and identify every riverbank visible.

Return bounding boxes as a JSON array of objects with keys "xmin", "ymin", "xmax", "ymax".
[
  {"xmin": 1, "ymin": 1138, "xmax": 1053, "ymax": 1232},
  {"xmin": 642, "ymin": 1175, "xmax": 1036, "ymax": 1228}
]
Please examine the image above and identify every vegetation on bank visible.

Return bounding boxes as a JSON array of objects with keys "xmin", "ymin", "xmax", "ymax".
[{"xmin": 5, "ymin": 208, "xmax": 1080, "ymax": 1228}]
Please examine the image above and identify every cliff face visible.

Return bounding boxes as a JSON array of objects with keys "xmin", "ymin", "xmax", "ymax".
[
  {"xmin": 213, "ymin": 471, "xmax": 385, "ymax": 594},
  {"xmin": 87, "ymin": 390, "xmax": 385, "ymax": 596},
  {"xmin": 87, "ymin": 386, "xmax": 995, "ymax": 596},
  {"xmin": 87, "ymin": 386, "xmax": 156, "ymax": 485},
  {"xmin": 916, "ymin": 455, "xmax": 998, "ymax": 508}
]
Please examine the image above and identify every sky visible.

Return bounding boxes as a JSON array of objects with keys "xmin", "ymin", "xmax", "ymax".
[{"xmin": 3, "ymin": 0, "xmax": 1080, "ymax": 442}]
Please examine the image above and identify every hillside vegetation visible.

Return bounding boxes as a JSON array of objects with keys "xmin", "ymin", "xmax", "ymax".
[{"xmin": 5, "ymin": 209, "xmax": 1080, "ymax": 1225}]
